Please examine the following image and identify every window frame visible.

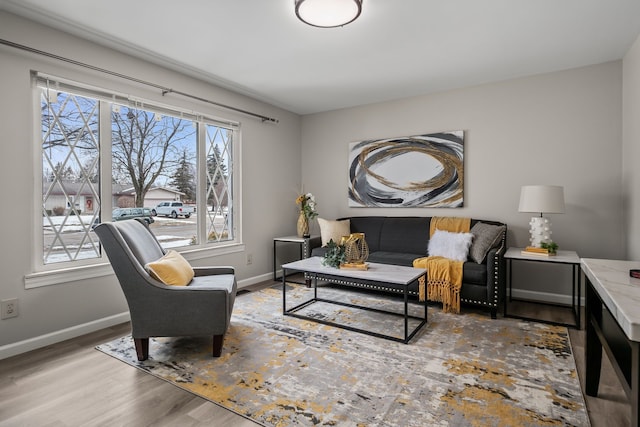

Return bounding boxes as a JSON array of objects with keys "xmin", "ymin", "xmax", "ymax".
[{"xmin": 26, "ymin": 72, "xmax": 244, "ymax": 288}]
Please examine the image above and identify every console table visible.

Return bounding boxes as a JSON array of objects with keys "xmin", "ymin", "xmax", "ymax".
[{"xmin": 582, "ymin": 258, "xmax": 640, "ymax": 426}]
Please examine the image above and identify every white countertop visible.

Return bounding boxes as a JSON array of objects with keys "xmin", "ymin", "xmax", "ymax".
[{"xmin": 581, "ymin": 258, "xmax": 640, "ymax": 341}]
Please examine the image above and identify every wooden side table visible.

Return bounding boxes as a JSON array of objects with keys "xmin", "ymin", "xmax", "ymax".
[
  {"xmin": 272, "ymin": 235, "xmax": 317, "ymax": 282},
  {"xmin": 504, "ymin": 247, "xmax": 581, "ymax": 329}
]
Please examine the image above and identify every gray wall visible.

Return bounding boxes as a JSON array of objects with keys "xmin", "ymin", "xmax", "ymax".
[
  {"xmin": 301, "ymin": 61, "xmax": 625, "ymax": 299},
  {"xmin": 624, "ymin": 34, "xmax": 640, "ymax": 260},
  {"xmin": 0, "ymin": 12, "xmax": 301, "ymax": 353}
]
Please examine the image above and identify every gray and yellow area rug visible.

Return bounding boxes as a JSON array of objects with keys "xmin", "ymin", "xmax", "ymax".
[{"xmin": 97, "ymin": 284, "xmax": 590, "ymax": 426}]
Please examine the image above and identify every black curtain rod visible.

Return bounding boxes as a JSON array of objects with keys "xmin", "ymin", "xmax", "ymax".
[{"xmin": 0, "ymin": 38, "xmax": 279, "ymax": 124}]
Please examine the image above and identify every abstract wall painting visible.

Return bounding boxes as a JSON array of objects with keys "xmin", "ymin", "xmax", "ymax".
[{"xmin": 348, "ymin": 131, "xmax": 464, "ymax": 208}]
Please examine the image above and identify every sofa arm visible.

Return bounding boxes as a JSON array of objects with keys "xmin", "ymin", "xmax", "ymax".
[
  {"xmin": 485, "ymin": 242, "xmax": 506, "ymax": 315},
  {"xmin": 193, "ymin": 266, "xmax": 235, "ymax": 276},
  {"xmin": 304, "ymin": 236, "xmax": 323, "ymax": 258}
]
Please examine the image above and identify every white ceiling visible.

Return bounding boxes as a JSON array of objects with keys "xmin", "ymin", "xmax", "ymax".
[{"xmin": 2, "ymin": 0, "xmax": 640, "ymax": 115}]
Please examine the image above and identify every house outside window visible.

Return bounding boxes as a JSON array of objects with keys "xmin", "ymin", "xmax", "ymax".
[{"xmin": 37, "ymin": 74, "xmax": 238, "ymax": 269}]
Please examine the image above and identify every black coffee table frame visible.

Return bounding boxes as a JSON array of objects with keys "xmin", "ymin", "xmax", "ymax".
[{"xmin": 282, "ymin": 258, "xmax": 427, "ymax": 344}]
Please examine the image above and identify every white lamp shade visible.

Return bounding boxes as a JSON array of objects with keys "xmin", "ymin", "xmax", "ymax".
[
  {"xmin": 518, "ymin": 185, "xmax": 565, "ymax": 214},
  {"xmin": 295, "ymin": 0, "xmax": 363, "ymax": 28}
]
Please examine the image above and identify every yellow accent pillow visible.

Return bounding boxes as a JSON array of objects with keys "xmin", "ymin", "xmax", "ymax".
[{"xmin": 146, "ymin": 250, "xmax": 194, "ymax": 286}]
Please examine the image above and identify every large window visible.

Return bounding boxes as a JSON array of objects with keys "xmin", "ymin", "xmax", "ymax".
[{"xmin": 37, "ymin": 74, "xmax": 238, "ymax": 268}]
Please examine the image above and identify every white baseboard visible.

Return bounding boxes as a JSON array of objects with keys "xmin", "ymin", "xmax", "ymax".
[
  {"xmin": 510, "ymin": 288, "xmax": 585, "ymax": 306},
  {"xmin": 0, "ymin": 271, "xmax": 276, "ymax": 361},
  {"xmin": 0, "ymin": 312, "xmax": 131, "ymax": 361},
  {"xmin": 238, "ymin": 272, "xmax": 274, "ymax": 288}
]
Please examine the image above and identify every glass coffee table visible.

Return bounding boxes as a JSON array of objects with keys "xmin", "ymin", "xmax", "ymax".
[{"xmin": 281, "ymin": 257, "xmax": 427, "ymax": 344}]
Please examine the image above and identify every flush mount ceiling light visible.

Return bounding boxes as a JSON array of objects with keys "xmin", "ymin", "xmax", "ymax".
[{"xmin": 295, "ymin": 0, "xmax": 363, "ymax": 28}]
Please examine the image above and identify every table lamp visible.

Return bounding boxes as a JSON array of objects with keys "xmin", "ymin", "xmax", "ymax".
[{"xmin": 518, "ymin": 185, "xmax": 565, "ymax": 248}]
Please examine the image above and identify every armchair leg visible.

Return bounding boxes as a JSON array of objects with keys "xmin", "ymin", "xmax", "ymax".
[
  {"xmin": 212, "ymin": 334, "xmax": 224, "ymax": 357},
  {"xmin": 134, "ymin": 338, "xmax": 149, "ymax": 361}
]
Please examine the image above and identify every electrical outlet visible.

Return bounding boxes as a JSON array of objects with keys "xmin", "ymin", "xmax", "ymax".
[
  {"xmin": 246, "ymin": 253, "xmax": 253, "ymax": 265},
  {"xmin": 1, "ymin": 298, "xmax": 18, "ymax": 319}
]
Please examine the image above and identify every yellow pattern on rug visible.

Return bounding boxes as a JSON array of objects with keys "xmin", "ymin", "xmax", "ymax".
[
  {"xmin": 414, "ymin": 216, "xmax": 470, "ymax": 313},
  {"xmin": 96, "ymin": 285, "xmax": 591, "ymax": 426}
]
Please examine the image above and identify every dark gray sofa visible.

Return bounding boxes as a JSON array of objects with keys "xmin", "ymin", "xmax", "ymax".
[{"xmin": 309, "ymin": 216, "xmax": 506, "ymax": 318}]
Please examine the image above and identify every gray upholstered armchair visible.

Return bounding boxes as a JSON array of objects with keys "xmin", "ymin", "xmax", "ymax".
[{"xmin": 94, "ymin": 219, "xmax": 237, "ymax": 361}]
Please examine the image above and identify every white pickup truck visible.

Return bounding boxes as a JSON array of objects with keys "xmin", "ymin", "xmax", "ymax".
[{"xmin": 151, "ymin": 201, "xmax": 194, "ymax": 218}]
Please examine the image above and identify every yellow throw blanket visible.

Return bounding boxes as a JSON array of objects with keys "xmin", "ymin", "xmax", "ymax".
[
  {"xmin": 413, "ymin": 256, "xmax": 464, "ymax": 312},
  {"xmin": 413, "ymin": 216, "xmax": 470, "ymax": 314},
  {"xmin": 430, "ymin": 216, "xmax": 471, "ymax": 236}
]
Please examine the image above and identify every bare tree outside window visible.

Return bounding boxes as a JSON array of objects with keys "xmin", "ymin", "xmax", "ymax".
[
  {"xmin": 111, "ymin": 107, "xmax": 194, "ymax": 207},
  {"xmin": 111, "ymin": 106, "xmax": 197, "ymax": 248}
]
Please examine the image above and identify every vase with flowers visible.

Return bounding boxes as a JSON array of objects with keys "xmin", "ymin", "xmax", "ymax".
[{"xmin": 296, "ymin": 192, "xmax": 318, "ymax": 238}]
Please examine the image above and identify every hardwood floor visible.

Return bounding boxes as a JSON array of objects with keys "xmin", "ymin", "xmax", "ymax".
[{"xmin": 0, "ymin": 282, "xmax": 631, "ymax": 426}]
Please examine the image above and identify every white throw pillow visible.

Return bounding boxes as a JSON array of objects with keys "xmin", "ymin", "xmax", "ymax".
[
  {"xmin": 428, "ymin": 229, "xmax": 474, "ymax": 262},
  {"xmin": 317, "ymin": 218, "xmax": 351, "ymax": 247}
]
